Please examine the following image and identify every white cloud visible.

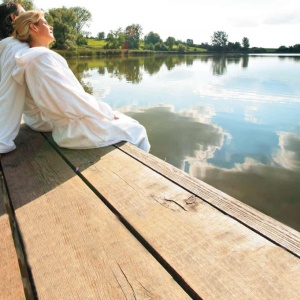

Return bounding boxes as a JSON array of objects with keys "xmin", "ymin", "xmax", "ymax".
[{"xmin": 274, "ymin": 132, "xmax": 300, "ymax": 171}]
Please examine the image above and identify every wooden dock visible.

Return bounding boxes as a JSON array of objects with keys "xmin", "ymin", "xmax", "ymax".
[{"xmin": 1, "ymin": 124, "xmax": 300, "ymax": 300}]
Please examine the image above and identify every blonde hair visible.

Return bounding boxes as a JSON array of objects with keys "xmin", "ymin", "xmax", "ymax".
[{"xmin": 13, "ymin": 10, "xmax": 44, "ymax": 42}]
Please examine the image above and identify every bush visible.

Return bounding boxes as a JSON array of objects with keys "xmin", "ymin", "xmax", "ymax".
[{"xmin": 177, "ymin": 44, "xmax": 186, "ymax": 53}]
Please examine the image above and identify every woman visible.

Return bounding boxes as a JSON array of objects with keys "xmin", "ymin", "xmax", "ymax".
[{"xmin": 13, "ymin": 10, "xmax": 150, "ymax": 152}]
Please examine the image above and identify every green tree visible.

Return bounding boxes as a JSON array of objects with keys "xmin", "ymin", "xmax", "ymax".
[
  {"xmin": 234, "ymin": 41, "xmax": 242, "ymax": 51},
  {"xmin": 227, "ymin": 41, "xmax": 242, "ymax": 52},
  {"xmin": 76, "ymin": 34, "xmax": 87, "ymax": 46},
  {"xmin": 211, "ymin": 31, "xmax": 228, "ymax": 52},
  {"xmin": 105, "ymin": 32, "xmax": 115, "ymax": 48},
  {"xmin": 165, "ymin": 36, "xmax": 175, "ymax": 50},
  {"xmin": 72, "ymin": 6, "xmax": 91, "ymax": 35},
  {"xmin": 144, "ymin": 31, "xmax": 161, "ymax": 45},
  {"xmin": 105, "ymin": 28, "xmax": 125, "ymax": 49},
  {"xmin": 45, "ymin": 7, "xmax": 91, "ymax": 50},
  {"xmin": 292, "ymin": 44, "xmax": 300, "ymax": 53},
  {"xmin": 97, "ymin": 32, "xmax": 105, "ymax": 40},
  {"xmin": 276, "ymin": 45, "xmax": 289, "ymax": 53},
  {"xmin": 46, "ymin": 8, "xmax": 77, "ymax": 50},
  {"xmin": 242, "ymin": 37, "xmax": 250, "ymax": 50},
  {"xmin": 177, "ymin": 43, "xmax": 186, "ymax": 53},
  {"xmin": 186, "ymin": 39, "xmax": 193, "ymax": 45},
  {"xmin": 125, "ymin": 24, "xmax": 142, "ymax": 49},
  {"xmin": 227, "ymin": 42, "xmax": 234, "ymax": 52},
  {"xmin": 154, "ymin": 42, "xmax": 168, "ymax": 51},
  {"xmin": 144, "ymin": 43, "xmax": 155, "ymax": 51},
  {"xmin": 2, "ymin": 0, "xmax": 34, "ymax": 10}
]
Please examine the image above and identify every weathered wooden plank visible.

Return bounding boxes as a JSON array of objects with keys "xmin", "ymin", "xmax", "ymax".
[
  {"xmin": 1, "ymin": 125, "xmax": 191, "ymax": 300},
  {"xmin": 0, "ymin": 167, "xmax": 25, "ymax": 300},
  {"xmin": 116, "ymin": 142, "xmax": 300, "ymax": 257},
  {"xmin": 51, "ymin": 139, "xmax": 300, "ymax": 300},
  {"xmin": 0, "ymin": 215, "xmax": 26, "ymax": 300}
]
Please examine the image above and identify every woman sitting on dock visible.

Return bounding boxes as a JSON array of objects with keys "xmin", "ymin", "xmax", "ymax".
[{"xmin": 12, "ymin": 10, "xmax": 150, "ymax": 152}]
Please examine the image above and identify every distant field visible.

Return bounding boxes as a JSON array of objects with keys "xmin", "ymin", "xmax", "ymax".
[{"xmin": 87, "ymin": 39, "xmax": 106, "ymax": 48}]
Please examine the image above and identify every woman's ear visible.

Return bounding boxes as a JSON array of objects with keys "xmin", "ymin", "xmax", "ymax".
[{"xmin": 29, "ymin": 23, "xmax": 38, "ymax": 32}]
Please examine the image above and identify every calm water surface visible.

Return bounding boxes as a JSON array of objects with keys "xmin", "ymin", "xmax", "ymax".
[{"xmin": 68, "ymin": 54, "xmax": 300, "ymax": 231}]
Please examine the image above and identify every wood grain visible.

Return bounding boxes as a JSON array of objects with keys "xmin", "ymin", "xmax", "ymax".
[
  {"xmin": 116, "ymin": 142, "xmax": 300, "ymax": 257},
  {"xmin": 1, "ymin": 125, "xmax": 190, "ymax": 299},
  {"xmin": 0, "ymin": 169, "xmax": 25, "ymax": 300},
  {"xmin": 53, "ymin": 140, "xmax": 300, "ymax": 300}
]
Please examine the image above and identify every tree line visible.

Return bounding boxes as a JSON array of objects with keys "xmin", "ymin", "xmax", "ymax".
[{"xmin": 8, "ymin": 1, "xmax": 300, "ymax": 53}]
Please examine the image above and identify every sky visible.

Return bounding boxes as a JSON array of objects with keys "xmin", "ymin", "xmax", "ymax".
[{"xmin": 32, "ymin": 0, "xmax": 300, "ymax": 48}]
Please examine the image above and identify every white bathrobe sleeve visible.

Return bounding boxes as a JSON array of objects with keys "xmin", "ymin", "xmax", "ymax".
[
  {"xmin": 0, "ymin": 38, "xmax": 28, "ymax": 153},
  {"xmin": 25, "ymin": 51, "xmax": 115, "ymax": 121},
  {"xmin": 14, "ymin": 48, "xmax": 150, "ymax": 151}
]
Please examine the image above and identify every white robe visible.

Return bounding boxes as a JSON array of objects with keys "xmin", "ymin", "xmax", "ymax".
[
  {"xmin": 13, "ymin": 47, "xmax": 150, "ymax": 152},
  {"xmin": 0, "ymin": 37, "xmax": 26, "ymax": 153}
]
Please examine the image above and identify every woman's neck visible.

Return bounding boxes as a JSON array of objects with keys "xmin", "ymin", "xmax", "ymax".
[
  {"xmin": 29, "ymin": 41, "xmax": 49, "ymax": 48},
  {"xmin": 29, "ymin": 36, "xmax": 50, "ymax": 48}
]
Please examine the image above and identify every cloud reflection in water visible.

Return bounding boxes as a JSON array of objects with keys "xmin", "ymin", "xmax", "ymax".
[
  {"xmin": 70, "ymin": 54, "xmax": 300, "ymax": 231},
  {"xmin": 128, "ymin": 105, "xmax": 300, "ymax": 231}
]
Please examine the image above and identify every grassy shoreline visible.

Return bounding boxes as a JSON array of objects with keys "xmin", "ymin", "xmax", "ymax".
[{"xmin": 54, "ymin": 38, "xmax": 278, "ymax": 57}]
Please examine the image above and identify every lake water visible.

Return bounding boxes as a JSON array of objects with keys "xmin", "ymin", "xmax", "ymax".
[{"xmin": 67, "ymin": 54, "xmax": 300, "ymax": 231}]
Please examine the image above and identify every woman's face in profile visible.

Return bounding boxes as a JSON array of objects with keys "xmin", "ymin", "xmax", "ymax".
[{"xmin": 35, "ymin": 17, "xmax": 54, "ymax": 44}]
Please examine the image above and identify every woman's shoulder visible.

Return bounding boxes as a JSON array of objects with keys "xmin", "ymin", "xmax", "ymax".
[
  {"xmin": 16, "ymin": 47, "xmax": 66, "ymax": 65},
  {"xmin": 35, "ymin": 48, "xmax": 67, "ymax": 64}
]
